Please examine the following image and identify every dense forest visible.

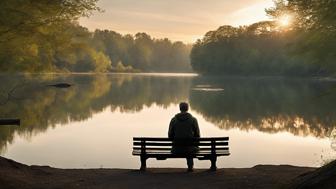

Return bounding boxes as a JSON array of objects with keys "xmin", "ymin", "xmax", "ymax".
[
  {"xmin": 1, "ymin": 0, "xmax": 336, "ymax": 75},
  {"xmin": 191, "ymin": 0, "xmax": 336, "ymax": 76},
  {"xmin": 0, "ymin": 0, "xmax": 191, "ymax": 73}
]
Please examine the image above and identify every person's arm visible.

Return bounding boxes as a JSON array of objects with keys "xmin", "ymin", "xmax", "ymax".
[
  {"xmin": 193, "ymin": 118, "xmax": 200, "ymax": 138},
  {"xmin": 168, "ymin": 118, "xmax": 175, "ymax": 139}
]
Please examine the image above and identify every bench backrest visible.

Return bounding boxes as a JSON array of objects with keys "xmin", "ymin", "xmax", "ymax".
[{"xmin": 133, "ymin": 137, "xmax": 229, "ymax": 155}]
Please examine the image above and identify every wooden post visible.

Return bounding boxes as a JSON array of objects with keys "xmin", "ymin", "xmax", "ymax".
[
  {"xmin": 0, "ymin": 119, "xmax": 20, "ymax": 126},
  {"xmin": 140, "ymin": 139, "xmax": 147, "ymax": 171},
  {"xmin": 210, "ymin": 139, "xmax": 217, "ymax": 171}
]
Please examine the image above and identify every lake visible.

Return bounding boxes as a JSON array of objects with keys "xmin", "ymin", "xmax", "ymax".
[{"xmin": 0, "ymin": 73, "xmax": 335, "ymax": 169}]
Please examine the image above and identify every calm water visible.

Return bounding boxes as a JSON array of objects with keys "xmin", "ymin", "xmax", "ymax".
[{"xmin": 0, "ymin": 73, "xmax": 336, "ymax": 169}]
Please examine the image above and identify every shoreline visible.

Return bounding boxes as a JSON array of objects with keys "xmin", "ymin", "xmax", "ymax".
[{"xmin": 0, "ymin": 156, "xmax": 316, "ymax": 189}]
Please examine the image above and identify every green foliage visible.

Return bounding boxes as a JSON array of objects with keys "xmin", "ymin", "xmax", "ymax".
[
  {"xmin": 0, "ymin": 0, "xmax": 100, "ymax": 38},
  {"xmin": 92, "ymin": 30, "xmax": 192, "ymax": 72},
  {"xmin": 192, "ymin": 1, "xmax": 336, "ymax": 76},
  {"xmin": 191, "ymin": 21, "xmax": 319, "ymax": 76},
  {"xmin": 267, "ymin": 0, "xmax": 336, "ymax": 74},
  {"xmin": 111, "ymin": 61, "xmax": 137, "ymax": 73},
  {"xmin": 0, "ymin": 0, "xmax": 102, "ymax": 73},
  {"xmin": 0, "ymin": 0, "xmax": 191, "ymax": 73}
]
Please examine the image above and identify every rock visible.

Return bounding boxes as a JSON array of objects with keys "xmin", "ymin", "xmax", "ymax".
[
  {"xmin": 288, "ymin": 160, "xmax": 336, "ymax": 189},
  {"xmin": 47, "ymin": 83, "xmax": 73, "ymax": 88}
]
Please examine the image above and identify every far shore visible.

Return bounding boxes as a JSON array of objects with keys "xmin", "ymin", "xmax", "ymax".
[
  {"xmin": 0, "ymin": 156, "xmax": 317, "ymax": 189},
  {"xmin": 2, "ymin": 72, "xmax": 336, "ymax": 81}
]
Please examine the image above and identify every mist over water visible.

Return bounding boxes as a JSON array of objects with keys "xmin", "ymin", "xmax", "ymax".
[{"xmin": 0, "ymin": 74, "xmax": 335, "ymax": 168}]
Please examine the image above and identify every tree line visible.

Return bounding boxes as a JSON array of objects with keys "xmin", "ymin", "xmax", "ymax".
[
  {"xmin": 191, "ymin": 0, "xmax": 336, "ymax": 76},
  {"xmin": 0, "ymin": 0, "xmax": 191, "ymax": 73},
  {"xmin": 92, "ymin": 31, "xmax": 192, "ymax": 72}
]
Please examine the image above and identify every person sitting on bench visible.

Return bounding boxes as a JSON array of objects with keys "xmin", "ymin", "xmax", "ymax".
[{"xmin": 168, "ymin": 102, "xmax": 200, "ymax": 172}]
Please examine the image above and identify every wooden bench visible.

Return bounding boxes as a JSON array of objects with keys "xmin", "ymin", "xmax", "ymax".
[{"xmin": 132, "ymin": 137, "xmax": 230, "ymax": 171}]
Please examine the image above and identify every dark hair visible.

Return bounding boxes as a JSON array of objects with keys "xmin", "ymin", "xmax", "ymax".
[{"xmin": 179, "ymin": 102, "xmax": 189, "ymax": 112}]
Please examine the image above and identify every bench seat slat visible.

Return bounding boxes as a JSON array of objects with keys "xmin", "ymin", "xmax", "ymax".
[
  {"xmin": 133, "ymin": 142, "xmax": 229, "ymax": 146},
  {"xmin": 133, "ymin": 137, "xmax": 229, "ymax": 141},
  {"xmin": 133, "ymin": 147, "xmax": 229, "ymax": 151},
  {"xmin": 132, "ymin": 151, "xmax": 230, "ymax": 155}
]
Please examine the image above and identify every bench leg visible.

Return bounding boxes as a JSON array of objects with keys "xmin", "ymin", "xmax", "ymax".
[
  {"xmin": 210, "ymin": 156, "xmax": 217, "ymax": 171},
  {"xmin": 140, "ymin": 156, "xmax": 147, "ymax": 171}
]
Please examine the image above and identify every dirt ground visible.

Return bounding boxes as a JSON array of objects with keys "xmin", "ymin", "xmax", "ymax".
[{"xmin": 0, "ymin": 156, "xmax": 316, "ymax": 189}]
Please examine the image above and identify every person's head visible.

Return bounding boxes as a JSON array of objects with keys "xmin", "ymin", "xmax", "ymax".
[{"xmin": 179, "ymin": 102, "xmax": 189, "ymax": 113}]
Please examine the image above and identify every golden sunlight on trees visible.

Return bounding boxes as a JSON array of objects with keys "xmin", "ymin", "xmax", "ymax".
[
  {"xmin": 0, "ymin": 0, "xmax": 100, "ymax": 38},
  {"xmin": 278, "ymin": 14, "xmax": 292, "ymax": 27},
  {"xmin": 266, "ymin": 0, "xmax": 336, "ymax": 73},
  {"xmin": 190, "ymin": 20, "xmax": 317, "ymax": 76},
  {"xmin": 191, "ymin": 0, "xmax": 336, "ymax": 76},
  {"xmin": 0, "ymin": 0, "xmax": 191, "ymax": 73}
]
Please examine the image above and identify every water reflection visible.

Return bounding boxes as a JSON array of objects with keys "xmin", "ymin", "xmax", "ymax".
[
  {"xmin": 331, "ymin": 129, "xmax": 336, "ymax": 151},
  {"xmin": 0, "ymin": 74, "xmax": 336, "ymax": 155},
  {"xmin": 0, "ymin": 74, "xmax": 191, "ymax": 153},
  {"xmin": 190, "ymin": 77, "xmax": 336, "ymax": 138}
]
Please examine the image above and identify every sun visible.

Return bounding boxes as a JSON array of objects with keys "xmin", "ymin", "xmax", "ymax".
[{"xmin": 278, "ymin": 15, "xmax": 292, "ymax": 27}]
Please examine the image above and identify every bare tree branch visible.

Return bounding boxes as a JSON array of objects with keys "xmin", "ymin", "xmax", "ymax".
[{"xmin": 0, "ymin": 81, "xmax": 28, "ymax": 106}]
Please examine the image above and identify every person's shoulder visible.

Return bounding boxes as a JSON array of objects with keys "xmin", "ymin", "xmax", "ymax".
[
  {"xmin": 170, "ymin": 115, "xmax": 178, "ymax": 121},
  {"xmin": 189, "ymin": 114, "xmax": 198, "ymax": 121}
]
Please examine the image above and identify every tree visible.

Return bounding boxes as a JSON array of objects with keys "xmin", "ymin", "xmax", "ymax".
[
  {"xmin": 0, "ymin": 1, "xmax": 192, "ymax": 73},
  {"xmin": 190, "ymin": 21, "xmax": 318, "ymax": 76},
  {"xmin": 91, "ymin": 30, "xmax": 192, "ymax": 72},
  {"xmin": 266, "ymin": 0, "xmax": 336, "ymax": 74},
  {"xmin": 0, "ymin": 0, "xmax": 102, "ymax": 73},
  {"xmin": 0, "ymin": 0, "xmax": 100, "ymax": 39}
]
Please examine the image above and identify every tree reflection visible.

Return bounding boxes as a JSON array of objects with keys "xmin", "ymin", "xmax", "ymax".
[
  {"xmin": 0, "ymin": 74, "xmax": 191, "ymax": 153},
  {"xmin": 190, "ymin": 77, "xmax": 336, "ymax": 138},
  {"xmin": 1, "ymin": 75, "xmax": 336, "ymax": 153}
]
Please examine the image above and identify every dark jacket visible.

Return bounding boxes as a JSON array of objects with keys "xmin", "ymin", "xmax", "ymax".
[{"xmin": 168, "ymin": 112, "xmax": 200, "ymax": 154}]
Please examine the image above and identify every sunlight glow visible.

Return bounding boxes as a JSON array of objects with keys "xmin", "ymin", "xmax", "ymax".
[
  {"xmin": 278, "ymin": 15, "xmax": 292, "ymax": 27},
  {"xmin": 80, "ymin": 0, "xmax": 276, "ymax": 43}
]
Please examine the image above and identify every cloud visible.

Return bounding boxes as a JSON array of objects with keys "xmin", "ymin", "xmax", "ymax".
[
  {"xmin": 80, "ymin": 0, "xmax": 274, "ymax": 42},
  {"xmin": 228, "ymin": 1, "xmax": 274, "ymax": 26}
]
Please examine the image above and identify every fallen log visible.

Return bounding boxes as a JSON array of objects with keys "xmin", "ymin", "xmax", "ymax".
[{"xmin": 0, "ymin": 119, "xmax": 20, "ymax": 126}]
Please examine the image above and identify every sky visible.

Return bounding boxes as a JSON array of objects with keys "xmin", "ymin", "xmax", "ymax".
[{"xmin": 79, "ymin": 0, "xmax": 274, "ymax": 43}]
